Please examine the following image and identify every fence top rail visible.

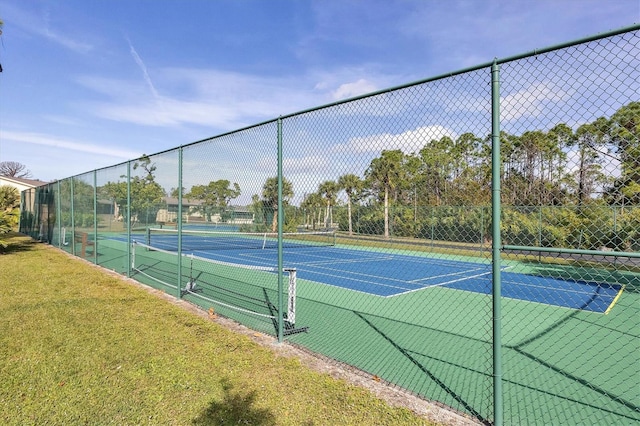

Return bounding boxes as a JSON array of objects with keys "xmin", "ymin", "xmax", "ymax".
[
  {"xmin": 276, "ymin": 23, "xmax": 640, "ymax": 121},
  {"xmin": 38, "ymin": 23, "xmax": 640, "ymax": 185}
]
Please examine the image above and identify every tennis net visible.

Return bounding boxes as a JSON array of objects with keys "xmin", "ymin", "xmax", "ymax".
[
  {"xmin": 146, "ymin": 227, "xmax": 336, "ymax": 251},
  {"xmin": 131, "ymin": 241, "xmax": 305, "ymax": 334}
]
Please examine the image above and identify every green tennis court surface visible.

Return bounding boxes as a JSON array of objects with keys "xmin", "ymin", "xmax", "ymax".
[
  {"xmin": 133, "ymin": 229, "xmax": 627, "ymax": 314},
  {"xmin": 93, "ymin": 236, "xmax": 640, "ymax": 424}
]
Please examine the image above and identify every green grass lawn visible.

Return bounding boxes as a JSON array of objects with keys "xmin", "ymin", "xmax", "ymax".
[{"xmin": 0, "ymin": 234, "xmax": 438, "ymax": 425}]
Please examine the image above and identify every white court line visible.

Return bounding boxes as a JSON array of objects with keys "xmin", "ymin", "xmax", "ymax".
[
  {"xmin": 387, "ymin": 271, "xmax": 494, "ymax": 298},
  {"xmin": 387, "ymin": 265, "xmax": 514, "ymax": 298},
  {"xmin": 304, "ymin": 262, "xmax": 425, "ymax": 285},
  {"xmin": 304, "ymin": 260, "xmax": 488, "ymax": 286},
  {"xmin": 408, "ymin": 266, "xmax": 489, "ymax": 283},
  {"xmin": 285, "ymin": 249, "xmax": 396, "ymax": 265},
  {"xmin": 298, "ymin": 256, "xmax": 397, "ymax": 267},
  {"xmin": 186, "ymin": 247, "xmax": 507, "ymax": 298},
  {"xmin": 301, "ymin": 268, "xmax": 420, "ymax": 293}
]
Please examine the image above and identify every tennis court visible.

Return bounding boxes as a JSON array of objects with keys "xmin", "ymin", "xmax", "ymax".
[
  {"xmin": 134, "ymin": 228, "xmax": 624, "ymax": 315},
  {"xmin": 111, "ymin": 229, "xmax": 637, "ymax": 424}
]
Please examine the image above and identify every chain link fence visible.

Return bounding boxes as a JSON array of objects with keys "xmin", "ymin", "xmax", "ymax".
[{"xmin": 20, "ymin": 25, "xmax": 639, "ymax": 425}]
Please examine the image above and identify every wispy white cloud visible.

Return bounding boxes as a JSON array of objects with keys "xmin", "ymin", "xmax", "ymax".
[
  {"xmin": 2, "ymin": 130, "xmax": 141, "ymax": 159},
  {"xmin": 42, "ymin": 114, "xmax": 86, "ymax": 127},
  {"xmin": 40, "ymin": 27, "xmax": 93, "ymax": 54},
  {"xmin": 257, "ymin": 155, "xmax": 330, "ymax": 175},
  {"xmin": 90, "ymin": 98, "xmax": 238, "ymax": 128},
  {"xmin": 4, "ymin": 2, "xmax": 95, "ymax": 53},
  {"xmin": 333, "ymin": 125, "xmax": 457, "ymax": 154},
  {"xmin": 75, "ymin": 65, "xmax": 408, "ymax": 132},
  {"xmin": 331, "ymin": 79, "xmax": 379, "ymax": 101},
  {"xmin": 77, "ymin": 68, "xmax": 316, "ymax": 129},
  {"xmin": 501, "ymin": 82, "xmax": 572, "ymax": 122},
  {"xmin": 127, "ymin": 38, "xmax": 160, "ymax": 99}
]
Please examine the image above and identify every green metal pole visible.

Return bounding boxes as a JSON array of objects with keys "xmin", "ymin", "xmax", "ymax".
[
  {"xmin": 70, "ymin": 177, "xmax": 76, "ymax": 256},
  {"xmin": 93, "ymin": 171, "xmax": 98, "ymax": 264},
  {"xmin": 177, "ymin": 148, "xmax": 183, "ymax": 298},
  {"xmin": 127, "ymin": 162, "xmax": 132, "ymax": 278},
  {"xmin": 56, "ymin": 180, "xmax": 61, "ymax": 248},
  {"xmin": 491, "ymin": 60, "xmax": 503, "ymax": 426},
  {"xmin": 277, "ymin": 118, "xmax": 284, "ymax": 343}
]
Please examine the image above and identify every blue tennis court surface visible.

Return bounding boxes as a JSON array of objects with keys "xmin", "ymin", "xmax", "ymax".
[{"xmin": 167, "ymin": 244, "xmax": 623, "ymax": 314}]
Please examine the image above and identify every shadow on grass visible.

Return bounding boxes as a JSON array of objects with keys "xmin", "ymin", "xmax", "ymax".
[
  {"xmin": 192, "ymin": 378, "xmax": 277, "ymax": 426},
  {"xmin": 0, "ymin": 233, "xmax": 38, "ymax": 255}
]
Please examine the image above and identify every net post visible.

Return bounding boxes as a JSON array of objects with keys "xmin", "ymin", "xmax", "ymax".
[
  {"xmin": 284, "ymin": 268, "xmax": 297, "ymax": 325},
  {"xmin": 131, "ymin": 240, "xmax": 136, "ymax": 270}
]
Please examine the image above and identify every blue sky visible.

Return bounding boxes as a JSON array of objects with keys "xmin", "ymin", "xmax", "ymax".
[{"xmin": 0, "ymin": 0, "xmax": 638, "ymax": 185}]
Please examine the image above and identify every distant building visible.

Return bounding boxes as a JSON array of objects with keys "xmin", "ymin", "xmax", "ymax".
[
  {"xmin": 156, "ymin": 197, "xmax": 254, "ymax": 225},
  {"xmin": 156, "ymin": 197, "xmax": 204, "ymax": 223},
  {"xmin": 2, "ymin": 176, "xmax": 49, "ymax": 239},
  {"xmin": 1, "ymin": 175, "xmax": 48, "ymax": 214},
  {"xmin": 0, "ymin": 175, "xmax": 48, "ymax": 193}
]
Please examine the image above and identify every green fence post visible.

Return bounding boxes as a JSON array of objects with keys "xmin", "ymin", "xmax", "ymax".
[
  {"xmin": 93, "ymin": 170, "xmax": 98, "ymax": 264},
  {"xmin": 56, "ymin": 180, "xmax": 61, "ymax": 248},
  {"xmin": 70, "ymin": 177, "xmax": 76, "ymax": 256},
  {"xmin": 177, "ymin": 147, "xmax": 183, "ymax": 299},
  {"xmin": 277, "ymin": 117, "xmax": 284, "ymax": 343},
  {"xmin": 127, "ymin": 161, "xmax": 132, "ymax": 278},
  {"xmin": 491, "ymin": 59, "xmax": 503, "ymax": 426}
]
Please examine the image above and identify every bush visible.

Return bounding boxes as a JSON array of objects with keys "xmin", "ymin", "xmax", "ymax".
[
  {"xmin": 0, "ymin": 186, "xmax": 20, "ymax": 250},
  {"xmin": 0, "ymin": 186, "xmax": 20, "ymax": 232}
]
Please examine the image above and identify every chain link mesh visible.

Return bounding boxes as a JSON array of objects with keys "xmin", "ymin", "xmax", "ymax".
[
  {"xmin": 19, "ymin": 27, "xmax": 639, "ymax": 425},
  {"xmin": 497, "ymin": 29, "xmax": 640, "ymax": 425}
]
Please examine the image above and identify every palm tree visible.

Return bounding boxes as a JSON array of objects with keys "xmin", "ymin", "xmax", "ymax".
[
  {"xmin": 318, "ymin": 180, "xmax": 339, "ymax": 229},
  {"xmin": 605, "ymin": 102, "xmax": 640, "ymax": 206},
  {"xmin": 300, "ymin": 192, "xmax": 324, "ymax": 230},
  {"xmin": 261, "ymin": 177, "xmax": 293, "ymax": 232},
  {"xmin": 572, "ymin": 120, "xmax": 608, "ymax": 205},
  {"xmin": 365, "ymin": 150, "xmax": 405, "ymax": 239},
  {"xmin": 337, "ymin": 174, "xmax": 362, "ymax": 235}
]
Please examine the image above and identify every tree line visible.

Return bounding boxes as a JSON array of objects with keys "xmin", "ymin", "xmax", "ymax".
[
  {"xmin": 47, "ymin": 101, "xmax": 639, "ymax": 250},
  {"xmin": 292, "ymin": 102, "xmax": 639, "ymax": 249}
]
